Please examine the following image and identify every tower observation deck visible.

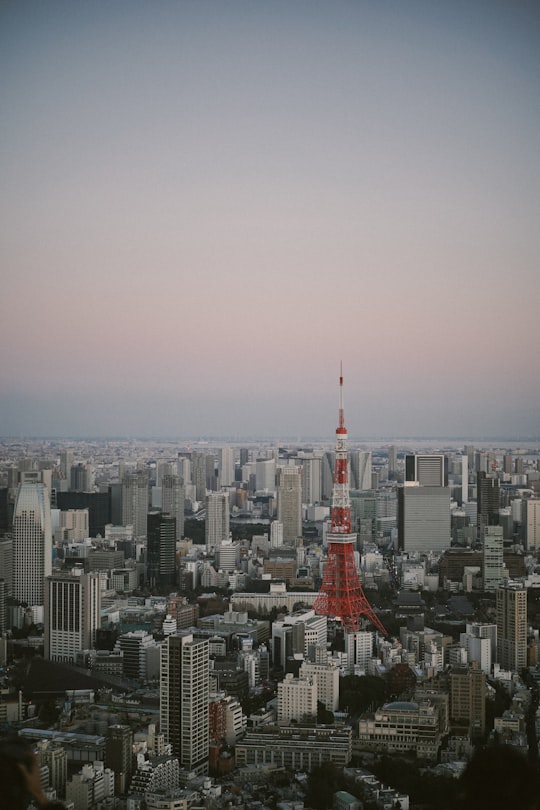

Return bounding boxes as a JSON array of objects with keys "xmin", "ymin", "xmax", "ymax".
[{"xmin": 313, "ymin": 369, "xmax": 387, "ymax": 635}]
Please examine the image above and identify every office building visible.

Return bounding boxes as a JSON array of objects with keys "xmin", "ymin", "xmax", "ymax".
[
  {"xmin": 255, "ymin": 458, "xmax": 276, "ymax": 491},
  {"xmin": 70, "ymin": 463, "xmax": 94, "ymax": 492},
  {"xmin": 191, "ymin": 451, "xmax": 215, "ymax": 500},
  {"xmin": 449, "ymin": 666, "xmax": 486, "ymax": 739},
  {"xmin": 350, "ymin": 451, "xmax": 372, "ymax": 491},
  {"xmin": 56, "ymin": 491, "xmax": 111, "ymax": 537},
  {"xmin": 388, "ymin": 445, "xmax": 397, "ymax": 478},
  {"xmin": 217, "ymin": 538, "xmax": 239, "ymax": 572},
  {"xmin": 60, "ymin": 449, "xmax": 74, "ymax": 482},
  {"xmin": 218, "ymin": 447, "xmax": 235, "ymax": 487},
  {"xmin": 405, "ymin": 454, "xmax": 446, "ymax": 487},
  {"xmin": 235, "ymin": 724, "xmax": 352, "ymax": 769},
  {"xmin": 301, "ymin": 455, "xmax": 322, "ymax": 504},
  {"xmin": 496, "ymin": 583, "xmax": 527, "ymax": 672},
  {"xmin": 12, "ymin": 481, "xmax": 52, "ymax": 609},
  {"xmin": 0, "ymin": 538, "xmax": 13, "ymax": 596},
  {"xmin": 160, "ymin": 632, "xmax": 209, "ymax": 774},
  {"xmin": 277, "ymin": 465, "xmax": 302, "ymax": 544},
  {"xmin": 147, "ymin": 511, "xmax": 177, "ymax": 589},
  {"xmin": 477, "ymin": 472, "xmax": 500, "ymax": 532},
  {"xmin": 398, "ymin": 484, "xmax": 451, "ymax": 554},
  {"xmin": 205, "ymin": 492, "xmax": 229, "ymax": 550},
  {"xmin": 44, "ymin": 571, "xmax": 101, "ymax": 663},
  {"xmin": 122, "ymin": 471, "xmax": 149, "ymax": 538},
  {"xmin": 162, "ymin": 474, "xmax": 185, "ymax": 541}
]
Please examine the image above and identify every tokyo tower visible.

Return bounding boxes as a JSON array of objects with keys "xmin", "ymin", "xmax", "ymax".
[{"xmin": 313, "ymin": 369, "xmax": 387, "ymax": 636}]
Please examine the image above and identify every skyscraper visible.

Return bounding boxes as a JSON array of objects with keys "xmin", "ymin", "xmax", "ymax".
[
  {"xmin": 477, "ymin": 472, "xmax": 500, "ymax": 534},
  {"xmin": 162, "ymin": 474, "xmax": 185, "ymax": 541},
  {"xmin": 350, "ymin": 451, "xmax": 372, "ymax": 491},
  {"xmin": 44, "ymin": 571, "xmax": 101, "ymax": 663},
  {"xmin": 496, "ymin": 582, "xmax": 527, "ymax": 672},
  {"xmin": 405, "ymin": 454, "xmax": 446, "ymax": 487},
  {"xmin": 191, "ymin": 452, "xmax": 209, "ymax": 501},
  {"xmin": 218, "ymin": 447, "xmax": 235, "ymax": 487},
  {"xmin": 398, "ymin": 484, "xmax": 451, "ymax": 555},
  {"xmin": 301, "ymin": 456, "xmax": 322, "ymax": 505},
  {"xmin": 122, "ymin": 470, "xmax": 149, "ymax": 538},
  {"xmin": 482, "ymin": 526, "xmax": 504, "ymax": 592},
  {"xmin": 147, "ymin": 511, "xmax": 177, "ymax": 588},
  {"xmin": 205, "ymin": 492, "xmax": 229, "ymax": 550},
  {"xmin": 524, "ymin": 498, "xmax": 540, "ymax": 552},
  {"xmin": 276, "ymin": 466, "xmax": 302, "ymax": 545},
  {"xmin": 160, "ymin": 632, "xmax": 209, "ymax": 775},
  {"xmin": 105, "ymin": 725, "xmax": 133, "ymax": 795},
  {"xmin": 12, "ymin": 481, "xmax": 52, "ymax": 609}
]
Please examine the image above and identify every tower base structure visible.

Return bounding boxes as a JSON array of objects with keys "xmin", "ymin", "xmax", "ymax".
[{"xmin": 314, "ymin": 536, "xmax": 387, "ymax": 636}]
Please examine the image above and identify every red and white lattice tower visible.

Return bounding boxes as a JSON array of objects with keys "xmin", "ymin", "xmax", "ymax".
[{"xmin": 313, "ymin": 368, "xmax": 387, "ymax": 635}]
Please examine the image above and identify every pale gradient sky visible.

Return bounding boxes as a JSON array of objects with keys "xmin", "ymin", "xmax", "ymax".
[{"xmin": 1, "ymin": 1, "xmax": 539, "ymax": 439}]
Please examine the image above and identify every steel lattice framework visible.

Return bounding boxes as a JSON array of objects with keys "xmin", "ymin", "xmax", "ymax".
[{"xmin": 313, "ymin": 369, "xmax": 387, "ymax": 636}]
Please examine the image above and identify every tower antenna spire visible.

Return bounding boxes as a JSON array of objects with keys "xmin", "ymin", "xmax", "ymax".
[{"xmin": 313, "ymin": 370, "xmax": 387, "ymax": 636}]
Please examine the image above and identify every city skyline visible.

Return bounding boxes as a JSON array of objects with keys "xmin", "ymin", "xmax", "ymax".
[{"xmin": 2, "ymin": 1, "xmax": 539, "ymax": 440}]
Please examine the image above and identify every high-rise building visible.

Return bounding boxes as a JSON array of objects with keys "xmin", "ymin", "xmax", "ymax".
[
  {"xmin": 56, "ymin": 491, "xmax": 111, "ymax": 537},
  {"xmin": 105, "ymin": 724, "xmax": 133, "ymax": 795},
  {"xmin": 160, "ymin": 632, "xmax": 209, "ymax": 775},
  {"xmin": 191, "ymin": 452, "xmax": 209, "ymax": 501},
  {"xmin": 449, "ymin": 665, "xmax": 486, "ymax": 738},
  {"xmin": 277, "ymin": 466, "xmax": 302, "ymax": 545},
  {"xmin": 12, "ymin": 481, "xmax": 52, "ymax": 609},
  {"xmin": 122, "ymin": 471, "xmax": 149, "ymax": 538},
  {"xmin": 270, "ymin": 520, "xmax": 284, "ymax": 548},
  {"xmin": 277, "ymin": 673, "xmax": 317, "ymax": 722},
  {"xmin": 477, "ymin": 472, "xmax": 500, "ymax": 533},
  {"xmin": 350, "ymin": 451, "xmax": 372, "ymax": 491},
  {"xmin": 524, "ymin": 498, "xmax": 540, "ymax": 552},
  {"xmin": 70, "ymin": 464, "xmax": 94, "ymax": 492},
  {"xmin": 388, "ymin": 445, "xmax": 397, "ymax": 479},
  {"xmin": 217, "ymin": 538, "xmax": 239, "ymax": 572},
  {"xmin": 405, "ymin": 454, "xmax": 446, "ymax": 487},
  {"xmin": 147, "ymin": 511, "xmax": 177, "ymax": 588},
  {"xmin": 162, "ymin": 474, "xmax": 185, "ymax": 541},
  {"xmin": 218, "ymin": 448, "xmax": 235, "ymax": 487},
  {"xmin": 255, "ymin": 458, "xmax": 276, "ymax": 491},
  {"xmin": 0, "ymin": 538, "xmax": 13, "ymax": 596},
  {"xmin": 301, "ymin": 456, "xmax": 322, "ymax": 505},
  {"xmin": 397, "ymin": 484, "xmax": 451, "ymax": 555},
  {"xmin": 37, "ymin": 740, "xmax": 68, "ymax": 798},
  {"xmin": 44, "ymin": 571, "xmax": 101, "ymax": 663},
  {"xmin": 60, "ymin": 449, "xmax": 74, "ymax": 486},
  {"xmin": 496, "ymin": 582, "xmax": 527, "ymax": 672},
  {"xmin": 482, "ymin": 526, "xmax": 504, "ymax": 592},
  {"xmin": 205, "ymin": 492, "xmax": 229, "ymax": 550}
]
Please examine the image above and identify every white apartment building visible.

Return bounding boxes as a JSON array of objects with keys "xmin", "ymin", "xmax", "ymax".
[{"xmin": 277, "ymin": 673, "xmax": 317, "ymax": 722}]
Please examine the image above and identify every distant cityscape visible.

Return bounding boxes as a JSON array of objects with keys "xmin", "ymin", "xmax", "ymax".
[{"xmin": 1, "ymin": 391, "xmax": 540, "ymax": 810}]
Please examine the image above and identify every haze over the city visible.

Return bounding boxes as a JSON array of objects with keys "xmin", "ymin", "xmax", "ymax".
[{"xmin": 1, "ymin": 1, "xmax": 539, "ymax": 439}]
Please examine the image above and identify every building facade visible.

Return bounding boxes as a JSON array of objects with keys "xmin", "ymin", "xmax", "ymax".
[
  {"xmin": 160, "ymin": 633, "xmax": 210, "ymax": 775},
  {"xmin": 12, "ymin": 481, "xmax": 53, "ymax": 609},
  {"xmin": 44, "ymin": 571, "xmax": 101, "ymax": 663}
]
